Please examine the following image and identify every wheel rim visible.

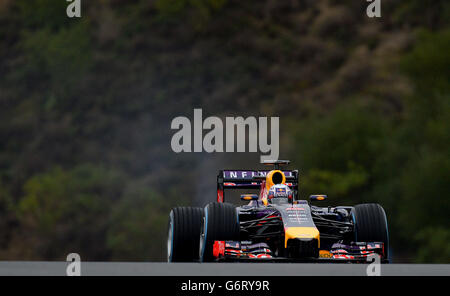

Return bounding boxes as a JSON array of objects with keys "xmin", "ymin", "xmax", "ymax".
[
  {"xmin": 351, "ymin": 211, "xmax": 357, "ymax": 242},
  {"xmin": 199, "ymin": 216, "xmax": 206, "ymax": 261},
  {"xmin": 167, "ymin": 215, "xmax": 174, "ymax": 262}
]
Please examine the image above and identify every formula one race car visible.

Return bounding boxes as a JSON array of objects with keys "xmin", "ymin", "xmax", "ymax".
[{"xmin": 167, "ymin": 160, "xmax": 389, "ymax": 263}]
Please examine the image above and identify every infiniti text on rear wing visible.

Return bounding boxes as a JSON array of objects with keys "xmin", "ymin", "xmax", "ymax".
[{"xmin": 217, "ymin": 170, "xmax": 299, "ymax": 202}]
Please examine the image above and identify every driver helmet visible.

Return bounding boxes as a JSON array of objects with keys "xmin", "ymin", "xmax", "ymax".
[{"xmin": 267, "ymin": 184, "xmax": 293, "ymax": 204}]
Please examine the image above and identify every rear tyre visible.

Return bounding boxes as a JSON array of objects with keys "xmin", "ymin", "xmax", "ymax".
[
  {"xmin": 199, "ymin": 202, "xmax": 240, "ymax": 262},
  {"xmin": 352, "ymin": 203, "xmax": 389, "ymax": 258},
  {"xmin": 167, "ymin": 207, "xmax": 203, "ymax": 262}
]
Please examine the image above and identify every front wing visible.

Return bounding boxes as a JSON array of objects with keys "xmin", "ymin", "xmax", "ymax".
[{"xmin": 213, "ymin": 241, "xmax": 387, "ymax": 263}]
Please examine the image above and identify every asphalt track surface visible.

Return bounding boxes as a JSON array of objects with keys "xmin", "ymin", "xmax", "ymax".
[{"xmin": 0, "ymin": 262, "xmax": 449, "ymax": 276}]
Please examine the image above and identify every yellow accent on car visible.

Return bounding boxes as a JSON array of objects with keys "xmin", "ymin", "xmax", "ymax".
[
  {"xmin": 284, "ymin": 227, "xmax": 320, "ymax": 248},
  {"xmin": 319, "ymin": 250, "xmax": 332, "ymax": 258}
]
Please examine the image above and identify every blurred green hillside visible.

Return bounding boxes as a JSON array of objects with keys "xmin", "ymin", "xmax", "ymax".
[{"xmin": 0, "ymin": 0, "xmax": 449, "ymax": 262}]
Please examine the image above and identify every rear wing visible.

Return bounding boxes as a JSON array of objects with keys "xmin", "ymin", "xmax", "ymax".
[{"xmin": 217, "ymin": 170, "xmax": 299, "ymax": 202}]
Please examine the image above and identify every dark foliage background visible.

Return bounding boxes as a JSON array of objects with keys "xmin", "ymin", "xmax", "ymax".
[{"xmin": 0, "ymin": 0, "xmax": 449, "ymax": 262}]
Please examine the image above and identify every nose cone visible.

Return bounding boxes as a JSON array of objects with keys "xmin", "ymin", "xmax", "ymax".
[{"xmin": 284, "ymin": 227, "xmax": 320, "ymax": 248}]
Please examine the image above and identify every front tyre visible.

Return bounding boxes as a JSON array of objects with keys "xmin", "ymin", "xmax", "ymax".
[
  {"xmin": 199, "ymin": 202, "xmax": 240, "ymax": 262},
  {"xmin": 167, "ymin": 207, "xmax": 203, "ymax": 262},
  {"xmin": 352, "ymin": 203, "xmax": 389, "ymax": 259}
]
